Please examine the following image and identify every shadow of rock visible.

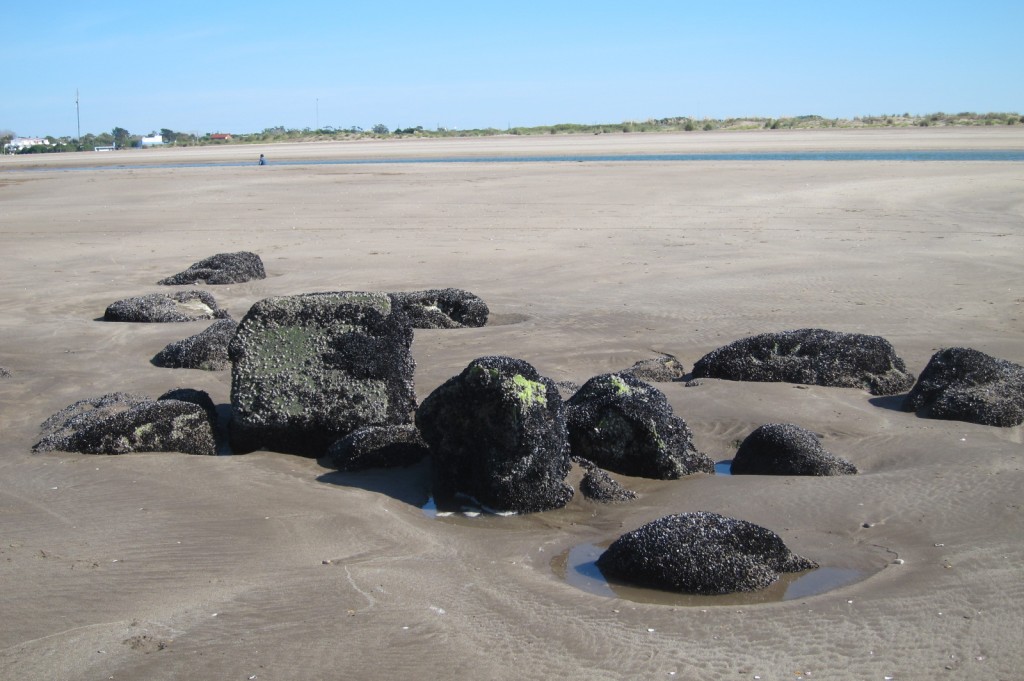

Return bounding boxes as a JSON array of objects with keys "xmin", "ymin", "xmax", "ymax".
[
  {"xmin": 868, "ymin": 394, "xmax": 909, "ymax": 412},
  {"xmin": 214, "ymin": 404, "xmax": 233, "ymax": 454},
  {"xmin": 315, "ymin": 458, "xmax": 432, "ymax": 508}
]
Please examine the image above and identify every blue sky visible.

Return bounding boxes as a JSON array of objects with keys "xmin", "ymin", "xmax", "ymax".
[{"xmin": 4, "ymin": 1, "xmax": 1021, "ymax": 138}]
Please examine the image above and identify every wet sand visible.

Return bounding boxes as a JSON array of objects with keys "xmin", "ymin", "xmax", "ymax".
[{"xmin": 1, "ymin": 128, "xmax": 1022, "ymax": 679}]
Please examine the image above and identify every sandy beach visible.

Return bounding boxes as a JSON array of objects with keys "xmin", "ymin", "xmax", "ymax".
[{"xmin": 1, "ymin": 128, "xmax": 1022, "ymax": 680}]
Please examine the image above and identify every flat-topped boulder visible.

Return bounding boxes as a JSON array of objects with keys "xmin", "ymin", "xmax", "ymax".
[
  {"xmin": 731, "ymin": 423, "xmax": 857, "ymax": 476},
  {"xmin": 33, "ymin": 392, "xmax": 216, "ymax": 456},
  {"xmin": 389, "ymin": 288, "xmax": 489, "ymax": 329},
  {"xmin": 415, "ymin": 356, "xmax": 573, "ymax": 513},
  {"xmin": 902, "ymin": 347, "xmax": 1024, "ymax": 427},
  {"xmin": 228, "ymin": 291, "xmax": 416, "ymax": 456},
  {"xmin": 320, "ymin": 424, "xmax": 430, "ymax": 471},
  {"xmin": 104, "ymin": 290, "xmax": 229, "ymax": 323},
  {"xmin": 692, "ymin": 328, "xmax": 914, "ymax": 396},
  {"xmin": 158, "ymin": 251, "xmax": 266, "ymax": 285},
  {"xmin": 597, "ymin": 512, "xmax": 817, "ymax": 595},
  {"xmin": 153, "ymin": 319, "xmax": 238, "ymax": 370},
  {"xmin": 566, "ymin": 373, "xmax": 714, "ymax": 479}
]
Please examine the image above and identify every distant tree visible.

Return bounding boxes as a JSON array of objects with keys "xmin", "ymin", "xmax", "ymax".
[
  {"xmin": 112, "ymin": 127, "xmax": 130, "ymax": 148},
  {"xmin": 160, "ymin": 128, "xmax": 177, "ymax": 143},
  {"xmin": 371, "ymin": 123, "xmax": 389, "ymax": 135}
]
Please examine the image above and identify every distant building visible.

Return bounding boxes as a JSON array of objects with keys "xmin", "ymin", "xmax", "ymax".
[
  {"xmin": 3, "ymin": 137, "xmax": 50, "ymax": 153},
  {"xmin": 209, "ymin": 133, "xmax": 233, "ymax": 141},
  {"xmin": 140, "ymin": 134, "xmax": 165, "ymax": 147}
]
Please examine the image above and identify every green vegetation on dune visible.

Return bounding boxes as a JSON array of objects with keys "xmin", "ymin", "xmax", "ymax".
[{"xmin": 3, "ymin": 111, "xmax": 1020, "ymax": 154}]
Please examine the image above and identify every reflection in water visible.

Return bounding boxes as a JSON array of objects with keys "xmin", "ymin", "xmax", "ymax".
[
  {"xmin": 553, "ymin": 543, "xmax": 868, "ymax": 606},
  {"xmin": 714, "ymin": 460, "xmax": 733, "ymax": 475}
]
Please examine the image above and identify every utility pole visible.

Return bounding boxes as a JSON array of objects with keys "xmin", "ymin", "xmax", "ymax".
[
  {"xmin": 315, "ymin": 98, "xmax": 319, "ymax": 130},
  {"xmin": 76, "ymin": 89, "xmax": 81, "ymax": 142}
]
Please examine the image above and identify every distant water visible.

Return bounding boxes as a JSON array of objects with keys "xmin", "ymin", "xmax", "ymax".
[{"xmin": 15, "ymin": 149, "xmax": 1024, "ymax": 173}]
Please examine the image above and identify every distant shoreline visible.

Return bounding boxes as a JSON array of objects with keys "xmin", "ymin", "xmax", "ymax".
[
  {"xmin": 3, "ymin": 127, "xmax": 1023, "ymax": 171},
  {"xmin": 4, "ymin": 111, "xmax": 1021, "ymax": 156}
]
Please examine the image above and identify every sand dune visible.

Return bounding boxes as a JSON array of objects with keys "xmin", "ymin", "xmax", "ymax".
[{"xmin": 1, "ymin": 128, "xmax": 1022, "ymax": 680}]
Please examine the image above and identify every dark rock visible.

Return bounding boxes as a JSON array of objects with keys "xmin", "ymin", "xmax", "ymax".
[
  {"xmin": 104, "ymin": 290, "xmax": 229, "ymax": 323},
  {"xmin": 415, "ymin": 356, "xmax": 573, "ymax": 513},
  {"xmin": 33, "ymin": 392, "xmax": 216, "ymax": 455},
  {"xmin": 621, "ymin": 354, "xmax": 687, "ymax": 382},
  {"xmin": 692, "ymin": 328, "xmax": 914, "ymax": 396},
  {"xmin": 321, "ymin": 424, "xmax": 430, "ymax": 471},
  {"xmin": 902, "ymin": 347, "xmax": 1024, "ymax": 427},
  {"xmin": 574, "ymin": 459, "xmax": 637, "ymax": 502},
  {"xmin": 228, "ymin": 291, "xmax": 416, "ymax": 456},
  {"xmin": 0, "ymin": 367, "xmax": 10, "ymax": 378},
  {"xmin": 596, "ymin": 512, "xmax": 818, "ymax": 595},
  {"xmin": 158, "ymin": 251, "xmax": 266, "ymax": 285},
  {"xmin": 157, "ymin": 388, "xmax": 218, "ymax": 431},
  {"xmin": 554, "ymin": 380, "xmax": 580, "ymax": 400},
  {"xmin": 731, "ymin": 423, "xmax": 858, "ymax": 476},
  {"xmin": 389, "ymin": 288, "xmax": 489, "ymax": 329},
  {"xmin": 565, "ymin": 373, "xmax": 714, "ymax": 479},
  {"xmin": 153, "ymin": 319, "xmax": 238, "ymax": 370}
]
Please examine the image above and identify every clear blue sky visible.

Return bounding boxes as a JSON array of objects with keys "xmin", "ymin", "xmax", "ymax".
[{"xmin": 4, "ymin": 1, "xmax": 1021, "ymax": 138}]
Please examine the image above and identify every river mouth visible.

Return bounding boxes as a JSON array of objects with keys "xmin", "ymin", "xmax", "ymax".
[{"xmin": 552, "ymin": 542, "xmax": 871, "ymax": 606}]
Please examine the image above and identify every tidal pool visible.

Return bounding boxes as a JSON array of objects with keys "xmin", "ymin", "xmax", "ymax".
[{"xmin": 552, "ymin": 542, "xmax": 870, "ymax": 606}]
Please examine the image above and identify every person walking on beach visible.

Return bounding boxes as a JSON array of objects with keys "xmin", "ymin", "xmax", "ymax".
[{"xmin": 258, "ymin": 154, "xmax": 266, "ymax": 166}]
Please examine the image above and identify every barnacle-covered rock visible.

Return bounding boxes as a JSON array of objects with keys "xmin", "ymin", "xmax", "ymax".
[
  {"xmin": 620, "ymin": 354, "xmax": 687, "ymax": 382},
  {"xmin": 153, "ymin": 318, "xmax": 238, "ymax": 370},
  {"xmin": 597, "ymin": 512, "xmax": 817, "ymax": 595},
  {"xmin": 33, "ymin": 392, "xmax": 216, "ymax": 456},
  {"xmin": 321, "ymin": 424, "xmax": 429, "ymax": 471},
  {"xmin": 902, "ymin": 347, "xmax": 1024, "ymax": 427},
  {"xmin": 389, "ymin": 288, "xmax": 489, "ymax": 329},
  {"xmin": 574, "ymin": 458, "xmax": 637, "ymax": 503},
  {"xmin": 566, "ymin": 373, "xmax": 713, "ymax": 479},
  {"xmin": 103, "ymin": 290, "xmax": 229, "ymax": 323},
  {"xmin": 731, "ymin": 423, "xmax": 857, "ymax": 476},
  {"xmin": 692, "ymin": 328, "xmax": 913, "ymax": 396},
  {"xmin": 229, "ymin": 291, "xmax": 416, "ymax": 456},
  {"xmin": 415, "ymin": 356, "xmax": 573, "ymax": 513},
  {"xmin": 158, "ymin": 251, "xmax": 266, "ymax": 285}
]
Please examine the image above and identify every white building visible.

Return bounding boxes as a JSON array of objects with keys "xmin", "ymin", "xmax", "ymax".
[
  {"xmin": 140, "ymin": 133, "xmax": 165, "ymax": 147},
  {"xmin": 3, "ymin": 137, "xmax": 50, "ymax": 153}
]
